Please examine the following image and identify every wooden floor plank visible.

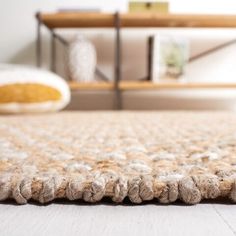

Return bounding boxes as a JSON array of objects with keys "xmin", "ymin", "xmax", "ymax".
[
  {"xmin": 213, "ymin": 204, "xmax": 236, "ymax": 235},
  {"xmin": 0, "ymin": 203, "xmax": 235, "ymax": 236}
]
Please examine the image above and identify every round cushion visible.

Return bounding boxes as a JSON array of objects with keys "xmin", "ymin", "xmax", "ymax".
[{"xmin": 0, "ymin": 64, "xmax": 71, "ymax": 113}]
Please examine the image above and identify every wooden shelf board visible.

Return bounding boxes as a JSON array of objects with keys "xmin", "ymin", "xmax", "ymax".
[
  {"xmin": 39, "ymin": 13, "xmax": 236, "ymax": 29},
  {"xmin": 68, "ymin": 81, "xmax": 115, "ymax": 90},
  {"xmin": 121, "ymin": 14, "xmax": 236, "ymax": 28},
  {"xmin": 68, "ymin": 81, "xmax": 236, "ymax": 91},
  {"xmin": 40, "ymin": 13, "xmax": 115, "ymax": 28}
]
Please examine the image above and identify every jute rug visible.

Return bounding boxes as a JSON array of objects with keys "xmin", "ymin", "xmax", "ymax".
[{"xmin": 0, "ymin": 112, "xmax": 236, "ymax": 205}]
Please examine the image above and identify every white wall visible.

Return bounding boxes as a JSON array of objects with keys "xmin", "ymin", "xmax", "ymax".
[
  {"xmin": 0, "ymin": 0, "xmax": 126, "ymax": 64},
  {"xmin": 1, "ymin": 0, "xmax": 236, "ymax": 83}
]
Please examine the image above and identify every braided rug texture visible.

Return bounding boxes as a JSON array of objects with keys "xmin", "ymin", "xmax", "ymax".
[{"xmin": 0, "ymin": 111, "xmax": 236, "ymax": 205}]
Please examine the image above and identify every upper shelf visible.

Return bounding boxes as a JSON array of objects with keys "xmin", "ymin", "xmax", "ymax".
[{"xmin": 39, "ymin": 12, "xmax": 236, "ymax": 29}]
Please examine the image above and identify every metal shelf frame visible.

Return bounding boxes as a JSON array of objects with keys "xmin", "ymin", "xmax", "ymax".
[
  {"xmin": 36, "ymin": 12, "xmax": 122, "ymax": 109},
  {"xmin": 35, "ymin": 12, "xmax": 236, "ymax": 110}
]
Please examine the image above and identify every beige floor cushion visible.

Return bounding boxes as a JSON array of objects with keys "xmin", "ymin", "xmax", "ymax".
[{"xmin": 0, "ymin": 64, "xmax": 70, "ymax": 113}]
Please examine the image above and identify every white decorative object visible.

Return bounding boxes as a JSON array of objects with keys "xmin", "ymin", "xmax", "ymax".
[
  {"xmin": 67, "ymin": 35, "xmax": 97, "ymax": 82},
  {"xmin": 0, "ymin": 64, "xmax": 71, "ymax": 114}
]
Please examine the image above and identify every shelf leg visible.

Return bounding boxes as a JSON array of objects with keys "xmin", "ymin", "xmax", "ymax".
[
  {"xmin": 51, "ymin": 30, "xmax": 56, "ymax": 72},
  {"xmin": 36, "ymin": 12, "xmax": 42, "ymax": 67},
  {"xmin": 114, "ymin": 12, "xmax": 122, "ymax": 110}
]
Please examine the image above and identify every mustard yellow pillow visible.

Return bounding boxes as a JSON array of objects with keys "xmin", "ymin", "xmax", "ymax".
[{"xmin": 0, "ymin": 65, "xmax": 70, "ymax": 113}]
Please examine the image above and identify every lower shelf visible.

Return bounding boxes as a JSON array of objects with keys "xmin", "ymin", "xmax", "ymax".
[{"xmin": 68, "ymin": 81, "xmax": 236, "ymax": 91}]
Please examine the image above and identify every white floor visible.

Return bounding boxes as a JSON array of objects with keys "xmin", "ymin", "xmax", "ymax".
[{"xmin": 0, "ymin": 201, "xmax": 235, "ymax": 236}]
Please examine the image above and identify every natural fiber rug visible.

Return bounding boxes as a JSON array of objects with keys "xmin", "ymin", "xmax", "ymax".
[{"xmin": 0, "ymin": 112, "xmax": 236, "ymax": 205}]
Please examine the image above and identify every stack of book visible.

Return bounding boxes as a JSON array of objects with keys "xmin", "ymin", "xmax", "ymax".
[{"xmin": 57, "ymin": 7, "xmax": 101, "ymax": 13}]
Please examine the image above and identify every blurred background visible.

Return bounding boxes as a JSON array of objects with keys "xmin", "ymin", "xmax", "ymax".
[{"xmin": 1, "ymin": 0, "xmax": 236, "ymax": 110}]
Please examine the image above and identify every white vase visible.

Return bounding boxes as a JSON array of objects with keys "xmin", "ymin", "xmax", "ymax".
[{"xmin": 67, "ymin": 35, "xmax": 97, "ymax": 82}]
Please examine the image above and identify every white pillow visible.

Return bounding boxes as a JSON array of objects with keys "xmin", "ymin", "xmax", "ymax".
[{"xmin": 0, "ymin": 64, "xmax": 71, "ymax": 113}]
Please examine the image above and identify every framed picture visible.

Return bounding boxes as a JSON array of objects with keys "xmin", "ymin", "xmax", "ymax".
[{"xmin": 149, "ymin": 35, "xmax": 189, "ymax": 82}]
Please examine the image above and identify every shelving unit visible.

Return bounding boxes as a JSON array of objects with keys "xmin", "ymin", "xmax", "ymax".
[{"xmin": 36, "ymin": 12, "xmax": 236, "ymax": 109}]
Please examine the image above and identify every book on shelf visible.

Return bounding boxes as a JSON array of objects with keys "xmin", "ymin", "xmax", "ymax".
[
  {"xmin": 129, "ymin": 1, "xmax": 169, "ymax": 13},
  {"xmin": 57, "ymin": 8, "xmax": 101, "ymax": 13},
  {"xmin": 148, "ymin": 35, "xmax": 189, "ymax": 82}
]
